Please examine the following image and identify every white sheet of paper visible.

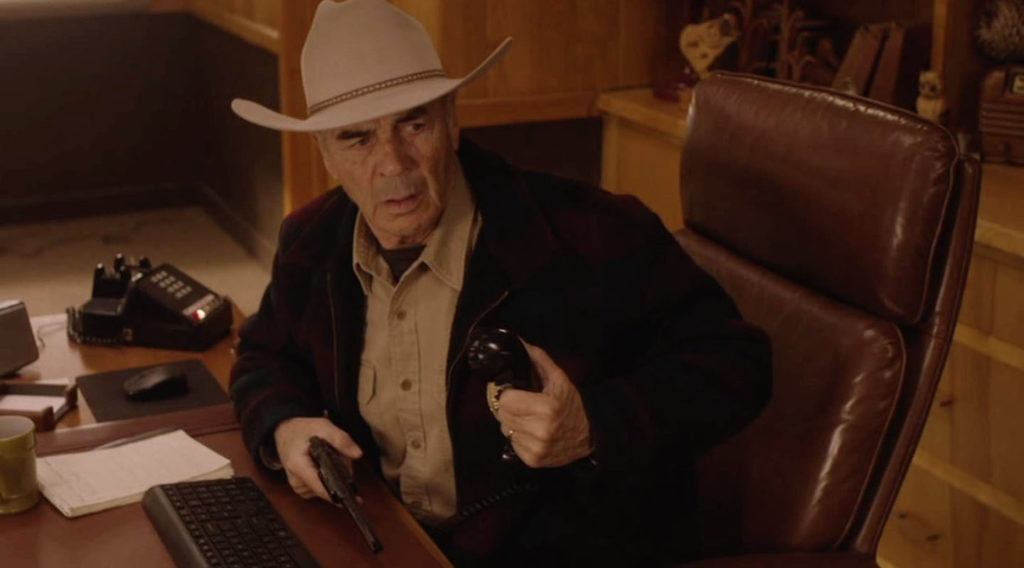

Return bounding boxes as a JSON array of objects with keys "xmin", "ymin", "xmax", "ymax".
[{"xmin": 35, "ymin": 429, "xmax": 233, "ymax": 518}]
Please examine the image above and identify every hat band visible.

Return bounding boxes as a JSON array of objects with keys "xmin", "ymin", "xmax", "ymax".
[{"xmin": 307, "ymin": 69, "xmax": 446, "ymax": 116}]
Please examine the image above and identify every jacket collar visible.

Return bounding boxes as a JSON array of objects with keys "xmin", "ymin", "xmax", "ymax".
[{"xmin": 457, "ymin": 139, "xmax": 561, "ymax": 288}]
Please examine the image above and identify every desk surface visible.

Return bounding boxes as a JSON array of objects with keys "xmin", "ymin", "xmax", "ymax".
[
  {"xmin": 0, "ymin": 310, "xmax": 451, "ymax": 568},
  {"xmin": 13, "ymin": 311, "xmax": 240, "ymax": 427}
]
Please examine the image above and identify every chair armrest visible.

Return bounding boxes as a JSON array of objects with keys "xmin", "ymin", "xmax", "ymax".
[{"xmin": 679, "ymin": 552, "xmax": 877, "ymax": 568}]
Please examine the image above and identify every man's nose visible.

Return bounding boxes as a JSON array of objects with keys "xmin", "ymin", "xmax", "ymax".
[{"xmin": 375, "ymin": 135, "xmax": 413, "ymax": 176}]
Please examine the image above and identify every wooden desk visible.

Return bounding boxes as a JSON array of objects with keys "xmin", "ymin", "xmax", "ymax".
[{"xmin": 0, "ymin": 310, "xmax": 451, "ymax": 568}]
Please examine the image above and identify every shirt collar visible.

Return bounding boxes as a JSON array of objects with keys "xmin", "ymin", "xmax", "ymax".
[
  {"xmin": 351, "ymin": 213, "xmax": 386, "ymax": 295},
  {"xmin": 420, "ymin": 167, "xmax": 476, "ymax": 290}
]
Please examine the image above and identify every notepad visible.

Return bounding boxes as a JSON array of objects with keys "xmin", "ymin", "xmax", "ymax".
[{"xmin": 36, "ymin": 430, "xmax": 233, "ymax": 518}]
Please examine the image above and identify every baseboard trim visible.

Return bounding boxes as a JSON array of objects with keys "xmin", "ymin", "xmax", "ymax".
[
  {"xmin": 0, "ymin": 183, "xmax": 199, "ymax": 225},
  {"xmin": 195, "ymin": 185, "xmax": 276, "ymax": 268}
]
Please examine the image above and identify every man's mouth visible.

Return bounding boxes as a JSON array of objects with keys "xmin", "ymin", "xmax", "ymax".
[{"xmin": 381, "ymin": 192, "xmax": 422, "ymax": 214}]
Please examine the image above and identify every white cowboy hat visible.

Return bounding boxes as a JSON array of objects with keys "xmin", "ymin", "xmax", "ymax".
[{"xmin": 231, "ymin": 0, "xmax": 512, "ymax": 132}]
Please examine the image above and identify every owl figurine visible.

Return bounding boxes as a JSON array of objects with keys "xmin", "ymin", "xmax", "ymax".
[{"xmin": 916, "ymin": 70, "xmax": 949, "ymax": 125}]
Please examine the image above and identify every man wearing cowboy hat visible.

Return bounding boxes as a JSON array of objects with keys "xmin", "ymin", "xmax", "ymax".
[{"xmin": 229, "ymin": 0, "xmax": 771, "ymax": 564}]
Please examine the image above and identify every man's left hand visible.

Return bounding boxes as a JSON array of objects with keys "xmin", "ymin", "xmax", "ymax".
[{"xmin": 494, "ymin": 341, "xmax": 594, "ymax": 468}]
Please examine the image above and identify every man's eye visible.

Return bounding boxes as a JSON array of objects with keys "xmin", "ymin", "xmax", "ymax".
[
  {"xmin": 348, "ymin": 136, "xmax": 370, "ymax": 148},
  {"xmin": 405, "ymin": 121, "xmax": 426, "ymax": 133}
]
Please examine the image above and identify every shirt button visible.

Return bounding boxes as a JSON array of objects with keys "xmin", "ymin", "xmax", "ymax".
[
  {"xmin": 395, "ymin": 309, "xmax": 407, "ymax": 321},
  {"xmin": 410, "ymin": 439, "xmax": 422, "ymax": 450},
  {"xmin": 400, "ymin": 379, "xmax": 412, "ymax": 391}
]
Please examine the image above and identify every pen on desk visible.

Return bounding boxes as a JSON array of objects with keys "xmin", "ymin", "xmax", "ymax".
[{"xmin": 95, "ymin": 427, "xmax": 179, "ymax": 450}]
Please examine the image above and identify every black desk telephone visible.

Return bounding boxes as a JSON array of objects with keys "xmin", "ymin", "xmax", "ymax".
[{"xmin": 66, "ymin": 254, "xmax": 232, "ymax": 351}]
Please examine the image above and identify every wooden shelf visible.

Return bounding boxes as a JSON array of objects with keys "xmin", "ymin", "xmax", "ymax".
[
  {"xmin": 186, "ymin": 0, "xmax": 280, "ymax": 53},
  {"xmin": 596, "ymin": 88, "xmax": 689, "ymax": 143},
  {"xmin": 458, "ymin": 91, "xmax": 598, "ymax": 128}
]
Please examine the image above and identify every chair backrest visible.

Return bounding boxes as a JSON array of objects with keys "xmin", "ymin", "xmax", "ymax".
[{"xmin": 676, "ymin": 72, "xmax": 980, "ymax": 557}]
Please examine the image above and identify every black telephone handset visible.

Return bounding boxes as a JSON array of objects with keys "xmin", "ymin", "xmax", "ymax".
[
  {"xmin": 467, "ymin": 327, "xmax": 541, "ymax": 462},
  {"xmin": 66, "ymin": 254, "xmax": 232, "ymax": 351},
  {"xmin": 466, "ymin": 327, "xmax": 541, "ymax": 392}
]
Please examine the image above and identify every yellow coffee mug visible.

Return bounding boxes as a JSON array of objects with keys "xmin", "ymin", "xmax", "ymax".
[{"xmin": 0, "ymin": 415, "xmax": 39, "ymax": 514}]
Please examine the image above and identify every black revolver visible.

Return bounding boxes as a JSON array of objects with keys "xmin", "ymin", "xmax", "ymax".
[{"xmin": 308, "ymin": 436, "xmax": 383, "ymax": 552}]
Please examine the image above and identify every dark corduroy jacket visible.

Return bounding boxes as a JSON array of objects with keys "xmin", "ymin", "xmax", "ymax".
[{"xmin": 230, "ymin": 140, "xmax": 771, "ymax": 566}]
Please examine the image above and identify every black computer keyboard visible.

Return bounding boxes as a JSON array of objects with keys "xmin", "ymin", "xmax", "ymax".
[{"xmin": 142, "ymin": 477, "xmax": 319, "ymax": 568}]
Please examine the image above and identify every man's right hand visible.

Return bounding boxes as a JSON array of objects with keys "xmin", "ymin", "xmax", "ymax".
[{"xmin": 273, "ymin": 416, "xmax": 363, "ymax": 501}]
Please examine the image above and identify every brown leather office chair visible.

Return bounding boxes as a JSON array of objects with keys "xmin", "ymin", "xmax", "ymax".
[{"xmin": 674, "ymin": 73, "xmax": 981, "ymax": 567}]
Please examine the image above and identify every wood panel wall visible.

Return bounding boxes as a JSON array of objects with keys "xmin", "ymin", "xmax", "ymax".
[
  {"xmin": 0, "ymin": 13, "xmax": 201, "ymax": 222},
  {"xmin": 391, "ymin": 0, "xmax": 677, "ymax": 127},
  {"xmin": 277, "ymin": 2, "xmax": 327, "ymax": 214},
  {"xmin": 183, "ymin": 0, "xmax": 280, "ymax": 51}
]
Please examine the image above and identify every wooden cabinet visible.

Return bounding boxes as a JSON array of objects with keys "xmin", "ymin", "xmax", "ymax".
[
  {"xmin": 596, "ymin": 88, "xmax": 688, "ymax": 232},
  {"xmin": 877, "ymin": 164, "xmax": 1024, "ymax": 568}
]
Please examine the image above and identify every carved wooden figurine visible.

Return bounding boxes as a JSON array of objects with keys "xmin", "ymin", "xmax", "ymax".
[{"xmin": 679, "ymin": 13, "xmax": 740, "ymax": 78}]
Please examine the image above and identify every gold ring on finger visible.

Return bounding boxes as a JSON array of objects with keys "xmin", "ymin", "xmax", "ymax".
[{"xmin": 486, "ymin": 382, "xmax": 512, "ymax": 415}]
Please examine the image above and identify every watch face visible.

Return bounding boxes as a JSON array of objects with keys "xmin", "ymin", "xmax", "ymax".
[{"xmin": 1012, "ymin": 72, "xmax": 1024, "ymax": 96}]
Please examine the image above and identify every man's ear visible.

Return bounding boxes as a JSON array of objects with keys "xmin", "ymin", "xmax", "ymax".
[{"xmin": 445, "ymin": 93, "xmax": 460, "ymax": 149}]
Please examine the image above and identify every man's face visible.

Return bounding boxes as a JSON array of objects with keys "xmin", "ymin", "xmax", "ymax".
[{"xmin": 316, "ymin": 96, "xmax": 460, "ymax": 249}]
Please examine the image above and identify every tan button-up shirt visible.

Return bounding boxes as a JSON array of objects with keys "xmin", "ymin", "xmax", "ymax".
[{"xmin": 351, "ymin": 170, "xmax": 480, "ymax": 524}]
